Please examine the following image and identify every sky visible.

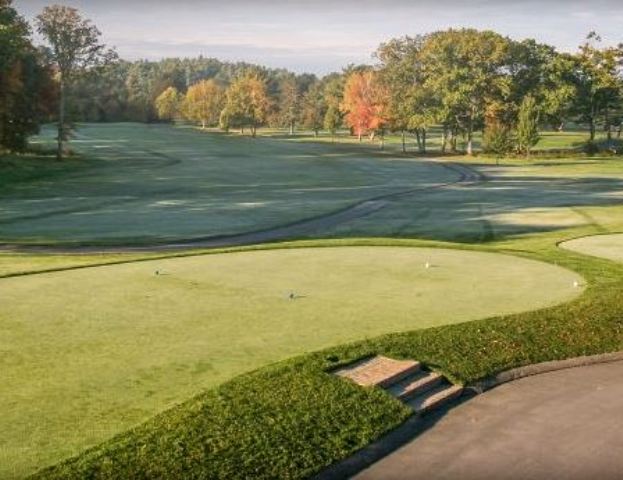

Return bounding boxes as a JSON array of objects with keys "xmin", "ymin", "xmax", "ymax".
[{"xmin": 17, "ymin": 0, "xmax": 623, "ymax": 75}]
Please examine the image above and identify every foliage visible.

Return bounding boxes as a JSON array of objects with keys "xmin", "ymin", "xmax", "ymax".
[
  {"xmin": 277, "ymin": 74, "xmax": 300, "ymax": 134},
  {"xmin": 376, "ymin": 36, "xmax": 433, "ymax": 153},
  {"xmin": 300, "ymin": 81, "xmax": 326, "ymax": 135},
  {"xmin": 322, "ymin": 74, "xmax": 344, "ymax": 138},
  {"xmin": 341, "ymin": 70, "xmax": 386, "ymax": 141},
  {"xmin": 571, "ymin": 32, "xmax": 623, "ymax": 142},
  {"xmin": 36, "ymin": 4, "xmax": 115, "ymax": 159},
  {"xmin": 183, "ymin": 79, "xmax": 224, "ymax": 128},
  {"xmin": 154, "ymin": 86, "xmax": 181, "ymax": 122},
  {"xmin": 516, "ymin": 95, "xmax": 540, "ymax": 156},
  {"xmin": 483, "ymin": 119, "xmax": 514, "ymax": 158},
  {"xmin": 0, "ymin": 0, "xmax": 53, "ymax": 151},
  {"xmin": 221, "ymin": 74, "xmax": 269, "ymax": 136}
]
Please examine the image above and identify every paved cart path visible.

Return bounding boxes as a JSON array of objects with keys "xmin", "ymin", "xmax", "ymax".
[{"xmin": 356, "ymin": 360, "xmax": 623, "ymax": 480}]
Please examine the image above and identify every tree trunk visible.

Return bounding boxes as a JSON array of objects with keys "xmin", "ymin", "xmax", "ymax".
[
  {"xmin": 358, "ymin": 132, "xmax": 362, "ymax": 142},
  {"xmin": 251, "ymin": 123, "xmax": 257, "ymax": 138},
  {"xmin": 289, "ymin": 121, "xmax": 294, "ymax": 136},
  {"xmin": 201, "ymin": 119, "xmax": 206, "ymax": 129},
  {"xmin": 241, "ymin": 126, "xmax": 245, "ymax": 134},
  {"xmin": 415, "ymin": 130, "xmax": 422, "ymax": 152},
  {"xmin": 401, "ymin": 130, "xmax": 406, "ymax": 153},
  {"xmin": 466, "ymin": 115, "xmax": 474, "ymax": 156},
  {"xmin": 605, "ymin": 104, "xmax": 612, "ymax": 144},
  {"xmin": 314, "ymin": 129, "xmax": 319, "ymax": 137},
  {"xmin": 421, "ymin": 129, "xmax": 427, "ymax": 154},
  {"xmin": 450, "ymin": 127, "xmax": 457, "ymax": 153},
  {"xmin": 57, "ymin": 76, "xmax": 65, "ymax": 161},
  {"xmin": 589, "ymin": 118, "xmax": 595, "ymax": 141},
  {"xmin": 441, "ymin": 126, "xmax": 447, "ymax": 154}
]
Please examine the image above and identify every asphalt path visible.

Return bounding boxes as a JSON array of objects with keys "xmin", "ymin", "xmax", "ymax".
[{"xmin": 356, "ymin": 360, "xmax": 623, "ymax": 480}]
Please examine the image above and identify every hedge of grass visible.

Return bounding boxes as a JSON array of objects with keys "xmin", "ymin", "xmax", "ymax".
[{"xmin": 28, "ymin": 232, "xmax": 623, "ymax": 480}]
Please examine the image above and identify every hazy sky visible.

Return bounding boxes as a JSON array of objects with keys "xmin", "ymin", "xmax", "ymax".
[{"xmin": 17, "ymin": 0, "xmax": 623, "ymax": 74}]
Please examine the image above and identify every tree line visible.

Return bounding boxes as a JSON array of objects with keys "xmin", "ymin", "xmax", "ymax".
[
  {"xmin": 1, "ymin": 1, "xmax": 622, "ymax": 158},
  {"xmin": 156, "ymin": 29, "xmax": 623, "ymax": 156}
]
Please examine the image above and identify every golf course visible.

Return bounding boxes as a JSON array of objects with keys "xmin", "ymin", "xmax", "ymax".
[
  {"xmin": 2, "ymin": 124, "xmax": 623, "ymax": 478},
  {"xmin": 2, "ymin": 3, "xmax": 623, "ymax": 478}
]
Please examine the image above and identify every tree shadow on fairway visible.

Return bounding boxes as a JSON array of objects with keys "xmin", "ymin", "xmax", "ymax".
[{"xmin": 318, "ymin": 171, "xmax": 623, "ymax": 243}]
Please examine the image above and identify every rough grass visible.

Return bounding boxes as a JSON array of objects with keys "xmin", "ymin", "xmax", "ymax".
[
  {"xmin": 0, "ymin": 245, "xmax": 582, "ymax": 478},
  {"xmin": 28, "ymin": 232, "xmax": 623, "ymax": 480}
]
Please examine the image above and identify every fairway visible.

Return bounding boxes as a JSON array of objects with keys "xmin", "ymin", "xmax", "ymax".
[
  {"xmin": 560, "ymin": 234, "xmax": 623, "ymax": 263},
  {"xmin": 0, "ymin": 246, "xmax": 583, "ymax": 477},
  {"xmin": 3, "ymin": 124, "xmax": 623, "ymax": 247},
  {"xmin": 0, "ymin": 124, "xmax": 457, "ymax": 245}
]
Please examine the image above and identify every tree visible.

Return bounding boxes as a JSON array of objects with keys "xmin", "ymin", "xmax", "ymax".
[
  {"xmin": 376, "ymin": 35, "xmax": 432, "ymax": 153},
  {"xmin": 278, "ymin": 75, "xmax": 300, "ymax": 135},
  {"xmin": 36, "ymin": 5, "xmax": 115, "ymax": 159},
  {"xmin": 516, "ymin": 95, "xmax": 540, "ymax": 156},
  {"xmin": 322, "ymin": 74, "xmax": 344, "ymax": 141},
  {"xmin": 301, "ymin": 82, "xmax": 326, "ymax": 136},
  {"xmin": 419, "ymin": 29, "xmax": 511, "ymax": 155},
  {"xmin": 572, "ymin": 33, "xmax": 623, "ymax": 144},
  {"xmin": 155, "ymin": 86, "xmax": 181, "ymax": 122},
  {"xmin": 184, "ymin": 79, "xmax": 224, "ymax": 128},
  {"xmin": 483, "ymin": 119, "xmax": 514, "ymax": 164},
  {"xmin": 340, "ymin": 70, "xmax": 385, "ymax": 142},
  {"xmin": 0, "ymin": 0, "xmax": 53, "ymax": 151},
  {"xmin": 221, "ymin": 74, "xmax": 269, "ymax": 137}
]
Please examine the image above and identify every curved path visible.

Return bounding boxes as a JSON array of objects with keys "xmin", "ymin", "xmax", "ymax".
[
  {"xmin": 356, "ymin": 360, "xmax": 623, "ymax": 480},
  {"xmin": 0, "ymin": 162, "xmax": 485, "ymax": 254}
]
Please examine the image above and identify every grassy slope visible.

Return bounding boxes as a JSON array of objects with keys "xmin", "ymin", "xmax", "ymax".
[
  {"xmin": 29, "ymin": 231, "xmax": 623, "ymax": 480},
  {"xmin": 0, "ymin": 246, "xmax": 581, "ymax": 478}
]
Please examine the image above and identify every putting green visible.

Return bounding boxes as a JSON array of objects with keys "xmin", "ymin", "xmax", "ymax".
[
  {"xmin": 0, "ymin": 246, "xmax": 583, "ymax": 477},
  {"xmin": 560, "ymin": 233, "xmax": 623, "ymax": 263}
]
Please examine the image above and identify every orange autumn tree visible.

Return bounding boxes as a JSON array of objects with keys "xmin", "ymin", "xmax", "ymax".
[{"xmin": 341, "ymin": 70, "xmax": 386, "ymax": 142}]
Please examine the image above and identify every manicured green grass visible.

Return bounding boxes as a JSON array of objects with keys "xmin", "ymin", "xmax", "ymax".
[
  {"xmin": 3, "ymin": 123, "xmax": 622, "ymax": 247},
  {"xmin": 0, "ymin": 124, "xmax": 456, "ymax": 244},
  {"xmin": 29, "ymin": 232, "xmax": 623, "ymax": 480},
  {"xmin": 3, "ymin": 126, "xmax": 623, "ymax": 479},
  {"xmin": 561, "ymin": 233, "xmax": 623, "ymax": 263},
  {"xmin": 0, "ymin": 245, "xmax": 582, "ymax": 478}
]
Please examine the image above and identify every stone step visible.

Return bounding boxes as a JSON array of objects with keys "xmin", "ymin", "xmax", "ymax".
[
  {"xmin": 334, "ymin": 355, "xmax": 421, "ymax": 388},
  {"xmin": 406, "ymin": 384, "xmax": 464, "ymax": 414},
  {"xmin": 386, "ymin": 371, "xmax": 443, "ymax": 401}
]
